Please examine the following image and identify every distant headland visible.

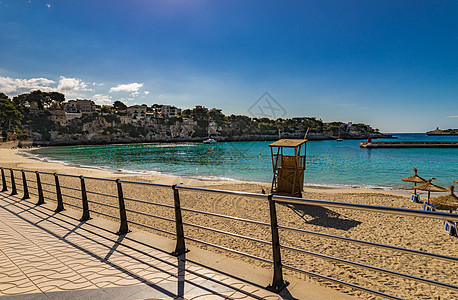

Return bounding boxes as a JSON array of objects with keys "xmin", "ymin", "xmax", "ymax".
[
  {"xmin": 1, "ymin": 90, "xmax": 392, "ymax": 146},
  {"xmin": 426, "ymin": 128, "xmax": 458, "ymax": 136}
]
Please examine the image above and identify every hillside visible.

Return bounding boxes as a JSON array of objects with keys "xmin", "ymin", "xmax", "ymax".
[{"xmin": 0, "ymin": 91, "xmax": 391, "ymax": 146}]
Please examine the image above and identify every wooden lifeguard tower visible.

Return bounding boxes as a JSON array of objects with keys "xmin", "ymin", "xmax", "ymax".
[{"xmin": 269, "ymin": 139, "xmax": 307, "ymax": 197}]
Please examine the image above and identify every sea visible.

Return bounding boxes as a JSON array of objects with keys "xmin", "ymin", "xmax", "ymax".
[{"xmin": 29, "ymin": 133, "xmax": 458, "ymax": 190}]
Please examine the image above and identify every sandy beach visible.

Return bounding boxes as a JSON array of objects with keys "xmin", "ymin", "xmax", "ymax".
[{"xmin": 1, "ymin": 146, "xmax": 456, "ymax": 299}]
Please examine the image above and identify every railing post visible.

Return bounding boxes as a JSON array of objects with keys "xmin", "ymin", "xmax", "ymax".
[
  {"xmin": 79, "ymin": 176, "xmax": 90, "ymax": 221},
  {"xmin": 54, "ymin": 173, "xmax": 64, "ymax": 212},
  {"xmin": 9, "ymin": 169, "xmax": 17, "ymax": 196},
  {"xmin": 116, "ymin": 179, "xmax": 129, "ymax": 235},
  {"xmin": 171, "ymin": 185, "xmax": 188, "ymax": 256},
  {"xmin": 267, "ymin": 194, "xmax": 289, "ymax": 293},
  {"xmin": 35, "ymin": 172, "xmax": 45, "ymax": 205},
  {"xmin": 21, "ymin": 170, "xmax": 29, "ymax": 200},
  {"xmin": 1, "ymin": 168, "xmax": 8, "ymax": 192}
]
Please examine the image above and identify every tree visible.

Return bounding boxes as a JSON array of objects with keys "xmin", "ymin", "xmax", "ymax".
[
  {"xmin": 209, "ymin": 109, "xmax": 224, "ymax": 121},
  {"xmin": 181, "ymin": 109, "xmax": 191, "ymax": 118},
  {"xmin": 0, "ymin": 96, "xmax": 24, "ymax": 132},
  {"xmin": 13, "ymin": 90, "xmax": 65, "ymax": 110},
  {"xmin": 189, "ymin": 107, "xmax": 208, "ymax": 120},
  {"xmin": 48, "ymin": 92, "xmax": 65, "ymax": 103},
  {"xmin": 113, "ymin": 100, "xmax": 127, "ymax": 111}
]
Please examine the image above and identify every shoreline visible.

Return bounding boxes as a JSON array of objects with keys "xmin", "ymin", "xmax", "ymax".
[
  {"xmin": 11, "ymin": 134, "xmax": 456, "ymax": 192},
  {"xmin": 3, "ymin": 146, "xmax": 413, "ymax": 197}
]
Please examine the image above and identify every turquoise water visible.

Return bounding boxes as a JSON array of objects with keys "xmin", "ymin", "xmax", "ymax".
[{"xmin": 30, "ymin": 133, "xmax": 458, "ymax": 189}]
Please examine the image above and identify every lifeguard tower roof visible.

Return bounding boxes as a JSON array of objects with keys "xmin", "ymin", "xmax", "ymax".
[{"xmin": 269, "ymin": 139, "xmax": 307, "ymax": 148}]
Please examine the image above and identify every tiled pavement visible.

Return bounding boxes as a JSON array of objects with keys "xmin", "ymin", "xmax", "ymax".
[{"xmin": 0, "ymin": 191, "xmax": 353, "ymax": 299}]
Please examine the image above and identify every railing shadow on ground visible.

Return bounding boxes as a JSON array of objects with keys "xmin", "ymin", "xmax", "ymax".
[
  {"xmin": 283, "ymin": 203, "xmax": 362, "ymax": 230},
  {"xmin": 0, "ymin": 193, "xmax": 284, "ymax": 300}
]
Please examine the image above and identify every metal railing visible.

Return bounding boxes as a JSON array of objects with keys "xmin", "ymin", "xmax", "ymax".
[{"xmin": 1, "ymin": 167, "xmax": 457, "ymax": 299}]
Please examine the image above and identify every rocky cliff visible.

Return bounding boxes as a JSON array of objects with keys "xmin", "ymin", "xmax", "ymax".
[{"xmin": 32, "ymin": 114, "xmax": 391, "ymax": 146}]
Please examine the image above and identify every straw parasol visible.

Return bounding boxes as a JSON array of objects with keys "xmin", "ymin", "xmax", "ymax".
[
  {"xmin": 429, "ymin": 185, "xmax": 458, "ymax": 213},
  {"xmin": 412, "ymin": 177, "xmax": 447, "ymax": 201},
  {"xmin": 402, "ymin": 167, "xmax": 427, "ymax": 194}
]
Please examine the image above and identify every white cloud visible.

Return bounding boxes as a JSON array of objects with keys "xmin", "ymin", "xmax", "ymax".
[
  {"xmin": 46, "ymin": 3, "xmax": 51, "ymax": 8},
  {"xmin": 57, "ymin": 76, "xmax": 91, "ymax": 94},
  {"xmin": 0, "ymin": 76, "xmax": 55, "ymax": 95},
  {"xmin": 0, "ymin": 76, "xmax": 149, "ymax": 103},
  {"xmin": 92, "ymin": 94, "xmax": 112, "ymax": 105},
  {"xmin": 447, "ymin": 115, "xmax": 458, "ymax": 118},
  {"xmin": 0, "ymin": 75, "xmax": 91, "ymax": 97},
  {"xmin": 109, "ymin": 82, "xmax": 143, "ymax": 93}
]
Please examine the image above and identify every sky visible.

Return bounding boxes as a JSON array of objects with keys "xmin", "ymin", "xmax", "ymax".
[{"xmin": 0, "ymin": 0, "xmax": 457, "ymax": 132}]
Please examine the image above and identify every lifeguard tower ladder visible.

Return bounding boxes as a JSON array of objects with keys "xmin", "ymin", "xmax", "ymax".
[{"xmin": 269, "ymin": 139, "xmax": 307, "ymax": 197}]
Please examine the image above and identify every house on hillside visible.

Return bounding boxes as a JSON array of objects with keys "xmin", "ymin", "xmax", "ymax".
[
  {"xmin": 65, "ymin": 99, "xmax": 96, "ymax": 114},
  {"xmin": 64, "ymin": 99, "xmax": 97, "ymax": 121},
  {"xmin": 65, "ymin": 100, "xmax": 79, "ymax": 113},
  {"xmin": 160, "ymin": 105, "xmax": 182, "ymax": 118},
  {"xmin": 77, "ymin": 99, "xmax": 96, "ymax": 114},
  {"xmin": 126, "ymin": 105, "xmax": 147, "ymax": 118},
  {"xmin": 195, "ymin": 105, "xmax": 208, "ymax": 111}
]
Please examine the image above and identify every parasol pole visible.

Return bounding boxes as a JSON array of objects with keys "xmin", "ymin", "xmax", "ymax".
[{"xmin": 304, "ymin": 127, "xmax": 309, "ymax": 139}]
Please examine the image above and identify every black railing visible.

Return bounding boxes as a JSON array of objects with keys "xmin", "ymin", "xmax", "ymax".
[{"xmin": 1, "ymin": 167, "xmax": 457, "ymax": 299}]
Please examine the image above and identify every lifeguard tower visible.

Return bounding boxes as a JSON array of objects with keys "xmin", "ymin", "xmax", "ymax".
[{"xmin": 269, "ymin": 139, "xmax": 307, "ymax": 197}]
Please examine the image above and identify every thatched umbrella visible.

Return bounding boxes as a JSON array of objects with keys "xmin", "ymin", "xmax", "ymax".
[
  {"xmin": 429, "ymin": 186, "xmax": 458, "ymax": 213},
  {"xmin": 412, "ymin": 177, "xmax": 447, "ymax": 201},
  {"xmin": 402, "ymin": 167, "xmax": 427, "ymax": 194}
]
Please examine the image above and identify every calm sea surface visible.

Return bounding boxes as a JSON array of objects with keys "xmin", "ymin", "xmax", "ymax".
[{"xmin": 30, "ymin": 133, "xmax": 458, "ymax": 189}]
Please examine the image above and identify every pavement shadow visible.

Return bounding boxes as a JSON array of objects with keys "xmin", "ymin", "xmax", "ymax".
[
  {"xmin": 283, "ymin": 203, "xmax": 361, "ymax": 231},
  {"xmin": 0, "ymin": 192, "xmax": 288, "ymax": 299}
]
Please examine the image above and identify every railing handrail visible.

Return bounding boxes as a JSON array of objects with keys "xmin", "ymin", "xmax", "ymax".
[
  {"xmin": 2, "ymin": 166, "xmax": 457, "ymax": 299},
  {"xmin": 272, "ymin": 194, "xmax": 458, "ymax": 221}
]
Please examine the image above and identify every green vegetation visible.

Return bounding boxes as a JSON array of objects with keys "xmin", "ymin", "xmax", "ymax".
[{"xmin": 0, "ymin": 93, "xmax": 24, "ymax": 137}]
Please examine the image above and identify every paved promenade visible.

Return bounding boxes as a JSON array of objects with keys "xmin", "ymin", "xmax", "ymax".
[{"xmin": 0, "ymin": 191, "xmax": 353, "ymax": 299}]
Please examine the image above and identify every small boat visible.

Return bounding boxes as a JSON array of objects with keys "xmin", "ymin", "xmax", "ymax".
[
  {"xmin": 336, "ymin": 125, "xmax": 344, "ymax": 141},
  {"xmin": 203, "ymin": 138, "xmax": 217, "ymax": 144}
]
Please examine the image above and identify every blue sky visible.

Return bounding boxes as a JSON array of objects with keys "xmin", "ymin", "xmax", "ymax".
[{"xmin": 0, "ymin": 0, "xmax": 457, "ymax": 132}]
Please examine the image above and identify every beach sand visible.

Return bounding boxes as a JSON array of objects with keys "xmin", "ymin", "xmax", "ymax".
[{"xmin": 0, "ymin": 147, "xmax": 456, "ymax": 299}]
